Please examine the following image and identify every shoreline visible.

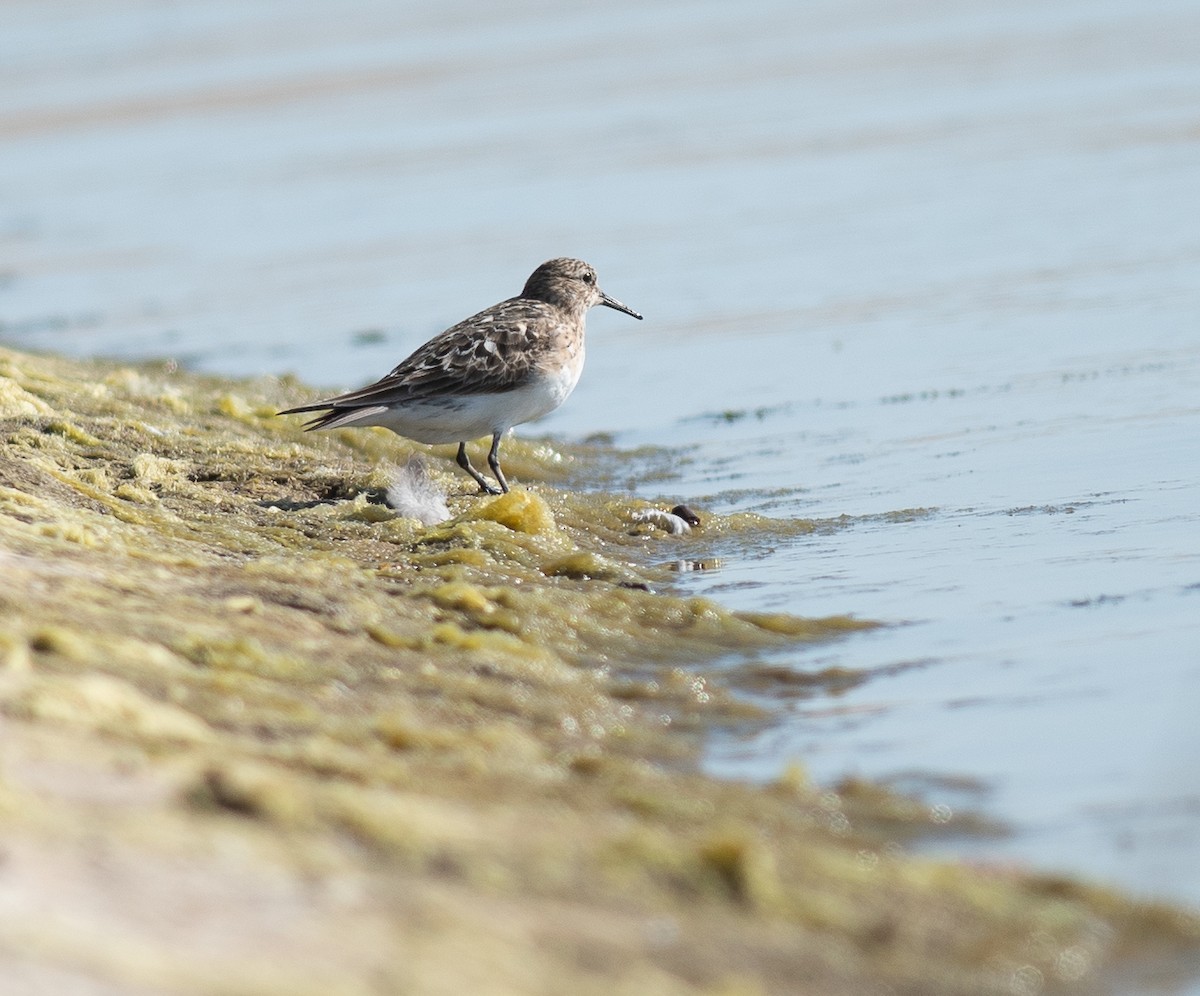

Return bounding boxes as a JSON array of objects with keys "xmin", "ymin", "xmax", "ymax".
[{"xmin": 1, "ymin": 343, "xmax": 1195, "ymax": 994}]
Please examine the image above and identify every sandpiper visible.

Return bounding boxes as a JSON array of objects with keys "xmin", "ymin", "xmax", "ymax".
[{"xmin": 279, "ymin": 258, "xmax": 642, "ymax": 493}]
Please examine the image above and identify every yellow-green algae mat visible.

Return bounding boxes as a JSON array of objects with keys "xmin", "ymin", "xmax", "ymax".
[{"xmin": 0, "ymin": 344, "xmax": 1194, "ymax": 996}]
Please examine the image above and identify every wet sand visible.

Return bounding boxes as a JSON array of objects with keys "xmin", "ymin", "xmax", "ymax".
[{"xmin": 1, "ymin": 343, "xmax": 1197, "ymax": 993}]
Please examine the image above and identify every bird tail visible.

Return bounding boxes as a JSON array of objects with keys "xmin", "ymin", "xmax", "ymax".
[{"xmin": 278, "ymin": 404, "xmax": 391, "ymax": 432}]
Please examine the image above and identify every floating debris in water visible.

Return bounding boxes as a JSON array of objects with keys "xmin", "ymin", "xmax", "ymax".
[
  {"xmin": 631, "ymin": 504, "xmax": 700, "ymax": 536},
  {"xmin": 670, "ymin": 504, "xmax": 701, "ymax": 527},
  {"xmin": 385, "ymin": 455, "xmax": 450, "ymax": 525}
]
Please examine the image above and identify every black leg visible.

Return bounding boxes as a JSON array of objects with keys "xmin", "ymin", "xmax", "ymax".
[
  {"xmin": 487, "ymin": 432, "xmax": 509, "ymax": 493},
  {"xmin": 457, "ymin": 441, "xmax": 501, "ymax": 494}
]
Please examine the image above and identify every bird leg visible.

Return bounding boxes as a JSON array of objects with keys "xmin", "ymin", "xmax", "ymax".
[
  {"xmin": 487, "ymin": 432, "xmax": 510, "ymax": 494},
  {"xmin": 457, "ymin": 441, "xmax": 503, "ymax": 495}
]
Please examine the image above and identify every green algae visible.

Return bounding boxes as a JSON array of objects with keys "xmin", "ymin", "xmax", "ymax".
[{"xmin": 1, "ymin": 344, "xmax": 1197, "ymax": 996}]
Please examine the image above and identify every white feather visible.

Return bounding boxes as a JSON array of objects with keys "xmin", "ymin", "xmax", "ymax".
[{"xmin": 385, "ymin": 455, "xmax": 451, "ymax": 526}]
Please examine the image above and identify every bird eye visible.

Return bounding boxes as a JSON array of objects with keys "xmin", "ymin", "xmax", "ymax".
[{"xmin": 583, "ymin": 272, "xmax": 596, "ymax": 284}]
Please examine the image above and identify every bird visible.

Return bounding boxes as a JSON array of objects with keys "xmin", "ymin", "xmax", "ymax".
[{"xmin": 279, "ymin": 258, "xmax": 642, "ymax": 494}]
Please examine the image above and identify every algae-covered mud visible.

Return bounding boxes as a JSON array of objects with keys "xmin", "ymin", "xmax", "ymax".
[{"xmin": 1, "ymin": 345, "xmax": 1196, "ymax": 995}]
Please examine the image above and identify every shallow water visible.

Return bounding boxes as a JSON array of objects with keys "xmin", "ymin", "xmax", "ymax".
[{"xmin": 4, "ymin": 0, "xmax": 1200, "ymax": 924}]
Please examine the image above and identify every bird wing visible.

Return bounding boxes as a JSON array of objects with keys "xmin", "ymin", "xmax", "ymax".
[{"xmin": 280, "ymin": 298, "xmax": 567, "ymax": 415}]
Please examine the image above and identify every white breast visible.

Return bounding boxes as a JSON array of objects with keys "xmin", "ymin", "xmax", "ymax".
[{"xmin": 357, "ymin": 348, "xmax": 586, "ymax": 444}]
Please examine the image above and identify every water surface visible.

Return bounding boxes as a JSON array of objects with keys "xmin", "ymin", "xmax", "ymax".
[{"xmin": 3, "ymin": 0, "xmax": 1199, "ymax": 921}]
